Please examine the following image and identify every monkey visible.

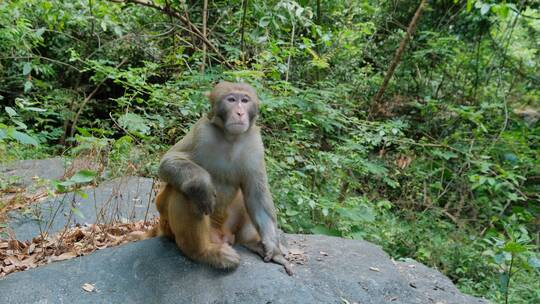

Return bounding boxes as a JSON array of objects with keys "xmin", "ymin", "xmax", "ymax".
[{"xmin": 154, "ymin": 81, "xmax": 292, "ymax": 275}]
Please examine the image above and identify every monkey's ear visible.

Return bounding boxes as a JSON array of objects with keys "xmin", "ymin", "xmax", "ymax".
[{"xmin": 203, "ymin": 91, "xmax": 211, "ymax": 99}]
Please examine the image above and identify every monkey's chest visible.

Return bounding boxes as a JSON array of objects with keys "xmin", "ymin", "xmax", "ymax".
[
  {"xmin": 193, "ymin": 147, "xmax": 244, "ymax": 206},
  {"xmin": 195, "ymin": 145, "xmax": 244, "ymax": 182},
  {"xmin": 213, "ymin": 183, "xmax": 240, "ymax": 207}
]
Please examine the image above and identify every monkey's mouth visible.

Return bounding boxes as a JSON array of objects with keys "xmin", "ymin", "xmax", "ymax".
[{"xmin": 225, "ymin": 122, "xmax": 249, "ymax": 135}]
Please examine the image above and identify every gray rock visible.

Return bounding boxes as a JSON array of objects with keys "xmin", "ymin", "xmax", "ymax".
[
  {"xmin": 0, "ymin": 235, "xmax": 488, "ymax": 304},
  {"xmin": 0, "ymin": 157, "xmax": 66, "ymax": 187},
  {"xmin": 1, "ymin": 165, "xmax": 488, "ymax": 303},
  {"xmin": 5, "ymin": 176, "xmax": 158, "ymax": 240},
  {"xmin": 396, "ymin": 259, "xmax": 484, "ymax": 304}
]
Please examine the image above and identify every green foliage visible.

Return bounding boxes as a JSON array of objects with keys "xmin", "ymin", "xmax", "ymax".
[
  {"xmin": 52, "ymin": 169, "xmax": 97, "ymax": 193},
  {"xmin": 0, "ymin": 0, "xmax": 539, "ymax": 302}
]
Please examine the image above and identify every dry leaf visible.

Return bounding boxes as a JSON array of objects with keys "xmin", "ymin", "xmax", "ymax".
[
  {"xmin": 2, "ymin": 264, "xmax": 15, "ymax": 273},
  {"xmin": 319, "ymin": 251, "xmax": 328, "ymax": 256},
  {"xmin": 7, "ymin": 256, "xmax": 26, "ymax": 267},
  {"xmin": 8, "ymin": 240, "xmax": 24, "ymax": 251},
  {"xmin": 81, "ymin": 283, "xmax": 95, "ymax": 292},
  {"xmin": 27, "ymin": 243, "xmax": 36, "ymax": 254},
  {"xmin": 1, "ymin": 218, "xmax": 158, "ymax": 278},
  {"xmin": 289, "ymin": 248, "xmax": 304, "ymax": 255},
  {"xmin": 126, "ymin": 231, "xmax": 146, "ymax": 241},
  {"xmin": 369, "ymin": 267, "xmax": 381, "ymax": 272},
  {"xmin": 51, "ymin": 251, "xmax": 77, "ymax": 261}
]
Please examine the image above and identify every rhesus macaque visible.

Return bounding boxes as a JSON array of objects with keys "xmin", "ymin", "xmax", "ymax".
[{"xmin": 155, "ymin": 81, "xmax": 292, "ymax": 274}]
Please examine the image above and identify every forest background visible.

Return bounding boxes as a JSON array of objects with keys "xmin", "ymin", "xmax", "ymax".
[{"xmin": 0, "ymin": 0, "xmax": 539, "ymax": 302}]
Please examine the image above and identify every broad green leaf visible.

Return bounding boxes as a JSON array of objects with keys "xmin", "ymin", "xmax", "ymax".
[
  {"xmin": 466, "ymin": 0, "xmax": 474, "ymax": 12},
  {"xmin": 76, "ymin": 190, "xmax": 89, "ymax": 199},
  {"xmin": 285, "ymin": 209, "xmax": 299, "ymax": 216},
  {"xmin": 432, "ymin": 149, "xmax": 458, "ymax": 160},
  {"xmin": 5, "ymin": 106, "xmax": 17, "ymax": 117},
  {"xmin": 22, "ymin": 62, "xmax": 32, "ymax": 75},
  {"xmin": 24, "ymin": 81, "xmax": 33, "ymax": 93},
  {"xmin": 361, "ymin": 160, "xmax": 388, "ymax": 176},
  {"xmin": 35, "ymin": 27, "xmax": 45, "ymax": 37},
  {"xmin": 69, "ymin": 170, "xmax": 97, "ymax": 184},
  {"xmin": 259, "ymin": 17, "xmax": 270, "ymax": 27},
  {"xmin": 337, "ymin": 206, "xmax": 375, "ymax": 222},
  {"xmin": 71, "ymin": 207, "xmax": 85, "ymax": 219},
  {"xmin": 480, "ymin": 4, "xmax": 491, "ymax": 15},
  {"xmin": 26, "ymin": 107, "xmax": 47, "ymax": 112},
  {"xmin": 503, "ymin": 242, "xmax": 526, "ymax": 254},
  {"xmin": 494, "ymin": 253, "xmax": 506, "ymax": 264},
  {"xmin": 9, "ymin": 129, "xmax": 39, "ymax": 146},
  {"xmin": 311, "ymin": 225, "xmax": 340, "ymax": 236},
  {"xmin": 528, "ymin": 257, "xmax": 540, "ymax": 268},
  {"xmin": 351, "ymin": 232, "xmax": 364, "ymax": 240},
  {"xmin": 322, "ymin": 207, "xmax": 329, "ymax": 216},
  {"xmin": 493, "ymin": 4, "xmax": 509, "ymax": 18},
  {"xmin": 118, "ymin": 113, "xmax": 150, "ymax": 135},
  {"xmin": 13, "ymin": 119, "xmax": 27, "ymax": 130},
  {"xmin": 100, "ymin": 20, "xmax": 107, "ymax": 32}
]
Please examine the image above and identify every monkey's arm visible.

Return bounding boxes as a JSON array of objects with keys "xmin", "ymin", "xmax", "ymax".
[
  {"xmin": 242, "ymin": 165, "xmax": 292, "ymax": 275},
  {"xmin": 158, "ymin": 150, "xmax": 216, "ymax": 215}
]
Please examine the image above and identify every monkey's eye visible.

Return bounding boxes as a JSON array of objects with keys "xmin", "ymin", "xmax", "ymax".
[
  {"xmin": 241, "ymin": 98, "xmax": 249, "ymax": 103},
  {"xmin": 227, "ymin": 97, "xmax": 236, "ymax": 103}
]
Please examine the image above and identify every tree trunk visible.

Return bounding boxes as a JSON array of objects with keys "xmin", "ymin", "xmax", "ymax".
[{"xmin": 371, "ymin": 0, "xmax": 427, "ymax": 106}]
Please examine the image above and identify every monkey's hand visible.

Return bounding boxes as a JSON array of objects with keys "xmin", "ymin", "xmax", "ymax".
[
  {"xmin": 181, "ymin": 178, "xmax": 216, "ymax": 215},
  {"xmin": 261, "ymin": 238, "xmax": 293, "ymax": 275}
]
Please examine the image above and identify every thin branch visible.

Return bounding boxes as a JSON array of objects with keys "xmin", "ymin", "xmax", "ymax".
[
  {"xmin": 109, "ymin": 0, "xmax": 232, "ymax": 68},
  {"xmin": 285, "ymin": 23, "xmax": 295, "ymax": 82},
  {"xmin": 69, "ymin": 58, "xmax": 128, "ymax": 139},
  {"xmin": 201, "ymin": 0, "xmax": 208, "ymax": 72},
  {"xmin": 240, "ymin": 0, "xmax": 249, "ymax": 62},
  {"xmin": 109, "ymin": 112, "xmax": 143, "ymax": 145},
  {"xmin": 509, "ymin": 5, "xmax": 539, "ymax": 19},
  {"xmin": 0, "ymin": 55, "xmax": 82, "ymax": 72},
  {"xmin": 209, "ymin": 8, "xmax": 231, "ymax": 33}
]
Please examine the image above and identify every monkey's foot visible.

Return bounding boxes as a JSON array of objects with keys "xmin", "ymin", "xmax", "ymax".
[
  {"xmin": 243, "ymin": 242, "xmax": 293, "ymax": 275},
  {"xmin": 208, "ymin": 244, "xmax": 240, "ymax": 269}
]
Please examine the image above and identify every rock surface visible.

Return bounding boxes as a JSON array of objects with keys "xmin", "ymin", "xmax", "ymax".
[
  {"xmin": 0, "ymin": 157, "xmax": 66, "ymax": 187},
  {"xmin": 0, "ymin": 235, "xmax": 488, "ymax": 304},
  {"xmin": 1, "ymin": 159, "xmax": 489, "ymax": 303},
  {"xmin": 396, "ymin": 259, "xmax": 481, "ymax": 304},
  {"xmin": 6, "ymin": 176, "xmax": 157, "ymax": 240}
]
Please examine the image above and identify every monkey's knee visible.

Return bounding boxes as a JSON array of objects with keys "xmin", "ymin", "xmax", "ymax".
[
  {"xmin": 236, "ymin": 221, "xmax": 260, "ymax": 245},
  {"xmin": 155, "ymin": 184, "xmax": 170, "ymax": 213}
]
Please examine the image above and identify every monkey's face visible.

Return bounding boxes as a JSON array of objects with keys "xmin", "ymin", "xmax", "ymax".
[{"xmin": 215, "ymin": 92, "xmax": 258, "ymax": 135}]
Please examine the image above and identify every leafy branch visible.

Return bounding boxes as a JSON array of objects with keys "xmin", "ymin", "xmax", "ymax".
[{"xmin": 109, "ymin": 0, "xmax": 233, "ymax": 68}]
